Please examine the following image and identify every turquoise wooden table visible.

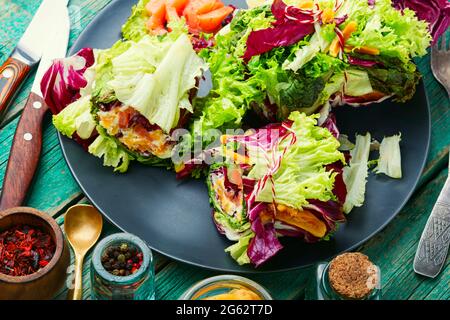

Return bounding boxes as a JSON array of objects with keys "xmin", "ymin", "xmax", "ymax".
[{"xmin": 0, "ymin": 0, "xmax": 449, "ymax": 300}]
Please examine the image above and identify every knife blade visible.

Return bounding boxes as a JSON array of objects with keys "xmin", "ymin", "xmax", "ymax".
[
  {"xmin": 0, "ymin": 0, "xmax": 69, "ymax": 119},
  {"xmin": 0, "ymin": 2, "xmax": 71, "ymax": 210},
  {"xmin": 413, "ymin": 151, "xmax": 450, "ymax": 278},
  {"xmin": 31, "ymin": 4, "xmax": 71, "ymax": 96}
]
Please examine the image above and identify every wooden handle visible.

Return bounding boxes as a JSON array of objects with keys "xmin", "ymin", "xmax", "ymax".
[
  {"xmin": 0, "ymin": 92, "xmax": 48, "ymax": 210},
  {"xmin": 0, "ymin": 57, "xmax": 31, "ymax": 119}
]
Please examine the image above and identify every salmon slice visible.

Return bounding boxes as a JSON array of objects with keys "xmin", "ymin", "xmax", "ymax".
[
  {"xmin": 167, "ymin": 0, "xmax": 189, "ymax": 15},
  {"xmin": 183, "ymin": 0, "xmax": 223, "ymax": 33},
  {"xmin": 145, "ymin": 0, "xmax": 167, "ymax": 34},
  {"xmin": 146, "ymin": 15, "xmax": 167, "ymax": 35},
  {"xmin": 196, "ymin": 0, "xmax": 224, "ymax": 15},
  {"xmin": 197, "ymin": 6, "xmax": 233, "ymax": 33},
  {"xmin": 145, "ymin": 0, "xmax": 166, "ymax": 17}
]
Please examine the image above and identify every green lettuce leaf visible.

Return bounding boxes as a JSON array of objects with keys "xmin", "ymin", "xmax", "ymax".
[
  {"xmin": 207, "ymin": 164, "xmax": 251, "ymax": 239},
  {"xmin": 365, "ymin": 66, "xmax": 420, "ymax": 102},
  {"xmin": 315, "ymin": 72, "xmax": 345, "ymax": 106},
  {"xmin": 225, "ymin": 233, "xmax": 254, "ymax": 265},
  {"xmin": 88, "ymin": 127, "xmax": 133, "ymax": 173},
  {"xmin": 342, "ymin": 133, "xmax": 371, "ymax": 213},
  {"xmin": 249, "ymin": 48, "xmax": 346, "ymax": 118},
  {"xmin": 282, "ymin": 33, "xmax": 322, "ymax": 72},
  {"xmin": 186, "ymin": 5, "xmax": 274, "ymax": 147},
  {"xmin": 214, "ymin": 211, "xmax": 252, "ymax": 240},
  {"xmin": 250, "ymin": 112, "xmax": 345, "ymax": 208},
  {"xmin": 375, "ymin": 134, "xmax": 402, "ymax": 178},
  {"xmin": 340, "ymin": 0, "xmax": 431, "ymax": 63},
  {"xmin": 92, "ymin": 40, "xmax": 131, "ymax": 103},
  {"xmin": 101, "ymin": 33, "xmax": 206, "ymax": 133},
  {"xmin": 276, "ymin": 73, "xmax": 325, "ymax": 116},
  {"xmin": 52, "ymin": 95, "xmax": 96, "ymax": 139},
  {"xmin": 122, "ymin": 0, "xmax": 150, "ymax": 42},
  {"xmin": 344, "ymin": 69, "xmax": 373, "ymax": 97}
]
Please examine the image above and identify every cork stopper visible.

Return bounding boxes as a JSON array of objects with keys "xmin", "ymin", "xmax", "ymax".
[{"xmin": 328, "ymin": 253, "xmax": 378, "ymax": 299}]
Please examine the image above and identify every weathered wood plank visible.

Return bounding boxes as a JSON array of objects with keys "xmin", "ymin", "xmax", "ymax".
[
  {"xmin": 0, "ymin": 1, "xmax": 41, "ymax": 51},
  {"xmin": 408, "ymin": 267, "xmax": 449, "ymax": 300},
  {"xmin": 424, "ymin": 279, "xmax": 449, "ymax": 300},
  {"xmin": 415, "ymin": 53, "xmax": 450, "ymax": 187}
]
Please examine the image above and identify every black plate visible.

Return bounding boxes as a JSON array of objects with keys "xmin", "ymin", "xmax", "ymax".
[{"xmin": 60, "ymin": 0, "xmax": 430, "ymax": 272}]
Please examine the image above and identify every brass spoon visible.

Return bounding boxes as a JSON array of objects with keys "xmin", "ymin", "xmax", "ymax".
[{"xmin": 64, "ymin": 204, "xmax": 103, "ymax": 300}]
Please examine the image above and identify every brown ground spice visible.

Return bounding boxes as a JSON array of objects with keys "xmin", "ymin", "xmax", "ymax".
[{"xmin": 328, "ymin": 252, "xmax": 378, "ymax": 299}]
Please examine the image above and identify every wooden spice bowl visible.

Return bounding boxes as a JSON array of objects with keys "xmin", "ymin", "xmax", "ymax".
[{"xmin": 0, "ymin": 207, "xmax": 70, "ymax": 300}]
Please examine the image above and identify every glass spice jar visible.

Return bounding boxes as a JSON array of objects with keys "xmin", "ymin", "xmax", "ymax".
[
  {"xmin": 313, "ymin": 252, "xmax": 381, "ymax": 300},
  {"xmin": 179, "ymin": 275, "xmax": 273, "ymax": 300},
  {"xmin": 90, "ymin": 233, "xmax": 155, "ymax": 300}
]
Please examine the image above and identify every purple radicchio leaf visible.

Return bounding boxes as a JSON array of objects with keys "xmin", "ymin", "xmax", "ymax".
[
  {"xmin": 321, "ymin": 113, "xmax": 340, "ymax": 139},
  {"xmin": 40, "ymin": 48, "xmax": 94, "ymax": 115},
  {"xmin": 247, "ymin": 203, "xmax": 283, "ymax": 267},
  {"xmin": 347, "ymin": 55, "xmax": 379, "ymax": 67},
  {"xmin": 243, "ymin": 0, "xmax": 315, "ymax": 61}
]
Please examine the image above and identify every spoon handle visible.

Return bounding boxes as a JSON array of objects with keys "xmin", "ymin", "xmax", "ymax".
[{"xmin": 68, "ymin": 254, "xmax": 84, "ymax": 300}]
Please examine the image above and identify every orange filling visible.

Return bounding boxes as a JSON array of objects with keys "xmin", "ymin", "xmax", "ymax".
[
  {"xmin": 257, "ymin": 203, "xmax": 327, "ymax": 238},
  {"xmin": 223, "ymin": 149, "xmax": 251, "ymax": 165},
  {"xmin": 330, "ymin": 21, "xmax": 380, "ymax": 57},
  {"xmin": 120, "ymin": 125, "xmax": 171, "ymax": 156},
  {"xmin": 275, "ymin": 204, "xmax": 327, "ymax": 238},
  {"xmin": 330, "ymin": 21, "xmax": 358, "ymax": 57},
  {"xmin": 204, "ymin": 288, "xmax": 261, "ymax": 300},
  {"xmin": 98, "ymin": 106, "xmax": 173, "ymax": 158},
  {"xmin": 214, "ymin": 176, "xmax": 243, "ymax": 217},
  {"xmin": 345, "ymin": 45, "xmax": 380, "ymax": 56}
]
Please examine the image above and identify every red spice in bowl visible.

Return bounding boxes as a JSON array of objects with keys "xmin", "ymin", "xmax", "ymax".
[{"xmin": 0, "ymin": 224, "xmax": 56, "ymax": 277}]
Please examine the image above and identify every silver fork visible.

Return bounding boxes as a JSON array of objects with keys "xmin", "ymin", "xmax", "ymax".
[
  {"xmin": 431, "ymin": 31, "xmax": 450, "ymax": 100},
  {"xmin": 413, "ymin": 150, "xmax": 450, "ymax": 278}
]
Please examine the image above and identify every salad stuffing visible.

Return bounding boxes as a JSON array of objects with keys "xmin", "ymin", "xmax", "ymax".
[
  {"xmin": 41, "ymin": 0, "xmax": 449, "ymax": 266},
  {"xmin": 209, "ymin": 112, "xmax": 347, "ymax": 266}
]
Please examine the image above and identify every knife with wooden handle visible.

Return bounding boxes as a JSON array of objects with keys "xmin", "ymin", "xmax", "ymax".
[
  {"xmin": 0, "ymin": 0, "xmax": 61, "ymax": 120},
  {"xmin": 413, "ymin": 151, "xmax": 450, "ymax": 278},
  {"xmin": 0, "ymin": 2, "xmax": 70, "ymax": 210},
  {"xmin": 0, "ymin": 59, "xmax": 31, "ymax": 118},
  {"xmin": 0, "ymin": 94, "xmax": 49, "ymax": 210}
]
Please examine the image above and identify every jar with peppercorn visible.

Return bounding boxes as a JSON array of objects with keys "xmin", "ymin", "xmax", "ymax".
[{"xmin": 90, "ymin": 233, "xmax": 155, "ymax": 300}]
